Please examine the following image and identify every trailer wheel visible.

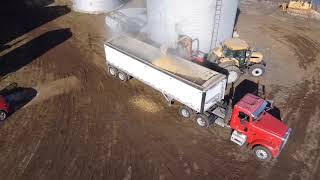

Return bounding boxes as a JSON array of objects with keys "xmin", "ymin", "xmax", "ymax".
[
  {"xmin": 108, "ymin": 66, "xmax": 118, "ymax": 77},
  {"xmin": 118, "ymin": 71, "xmax": 128, "ymax": 82},
  {"xmin": 0, "ymin": 110, "xmax": 8, "ymax": 121},
  {"xmin": 178, "ymin": 106, "xmax": 194, "ymax": 120},
  {"xmin": 253, "ymin": 146, "xmax": 272, "ymax": 162},
  {"xmin": 195, "ymin": 114, "xmax": 213, "ymax": 128}
]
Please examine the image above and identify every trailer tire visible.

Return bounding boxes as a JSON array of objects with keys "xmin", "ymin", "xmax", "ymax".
[
  {"xmin": 108, "ymin": 66, "xmax": 118, "ymax": 77},
  {"xmin": 118, "ymin": 71, "xmax": 128, "ymax": 82},
  {"xmin": 195, "ymin": 114, "xmax": 213, "ymax": 128},
  {"xmin": 253, "ymin": 146, "xmax": 272, "ymax": 162},
  {"xmin": 249, "ymin": 64, "xmax": 265, "ymax": 77},
  {"xmin": 0, "ymin": 110, "xmax": 8, "ymax": 121},
  {"xmin": 179, "ymin": 106, "xmax": 194, "ymax": 120}
]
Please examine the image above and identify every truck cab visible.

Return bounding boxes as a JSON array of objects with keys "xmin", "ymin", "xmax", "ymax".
[{"xmin": 229, "ymin": 93, "xmax": 291, "ymax": 161}]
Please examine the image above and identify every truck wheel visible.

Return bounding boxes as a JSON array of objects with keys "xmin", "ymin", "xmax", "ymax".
[
  {"xmin": 118, "ymin": 71, "xmax": 128, "ymax": 82},
  {"xmin": 0, "ymin": 110, "xmax": 8, "ymax": 121},
  {"xmin": 253, "ymin": 146, "xmax": 272, "ymax": 162},
  {"xmin": 225, "ymin": 66, "xmax": 241, "ymax": 84},
  {"xmin": 108, "ymin": 66, "xmax": 118, "ymax": 77},
  {"xmin": 249, "ymin": 64, "xmax": 265, "ymax": 77},
  {"xmin": 195, "ymin": 114, "xmax": 213, "ymax": 128},
  {"xmin": 179, "ymin": 106, "xmax": 194, "ymax": 120}
]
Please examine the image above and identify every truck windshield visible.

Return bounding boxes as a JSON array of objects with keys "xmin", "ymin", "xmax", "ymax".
[{"xmin": 252, "ymin": 101, "xmax": 268, "ymax": 121}]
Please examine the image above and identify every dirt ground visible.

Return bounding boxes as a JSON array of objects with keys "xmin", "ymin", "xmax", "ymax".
[{"xmin": 0, "ymin": 0, "xmax": 320, "ymax": 180}]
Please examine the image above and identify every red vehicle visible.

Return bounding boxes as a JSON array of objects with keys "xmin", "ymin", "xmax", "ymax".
[
  {"xmin": 180, "ymin": 92, "xmax": 291, "ymax": 161},
  {"xmin": 0, "ymin": 83, "xmax": 19, "ymax": 121},
  {"xmin": 0, "ymin": 95, "xmax": 9, "ymax": 121},
  {"xmin": 210, "ymin": 93, "xmax": 291, "ymax": 161}
]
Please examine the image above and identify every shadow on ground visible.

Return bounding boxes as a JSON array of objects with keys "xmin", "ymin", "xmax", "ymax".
[
  {"xmin": 0, "ymin": 0, "xmax": 70, "ymax": 51},
  {"xmin": 0, "ymin": 28, "xmax": 72, "ymax": 77},
  {"xmin": 0, "ymin": 84, "xmax": 37, "ymax": 117}
]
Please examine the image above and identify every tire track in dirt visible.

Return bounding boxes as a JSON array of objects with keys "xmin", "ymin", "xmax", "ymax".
[
  {"xmin": 239, "ymin": 15, "xmax": 320, "ymax": 180},
  {"xmin": 267, "ymin": 75, "xmax": 320, "ymax": 180},
  {"xmin": 262, "ymin": 21, "xmax": 320, "ymax": 179},
  {"xmin": 279, "ymin": 34, "xmax": 320, "ymax": 70}
]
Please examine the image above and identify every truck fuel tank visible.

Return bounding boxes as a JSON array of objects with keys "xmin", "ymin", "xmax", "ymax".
[{"xmin": 231, "ymin": 130, "xmax": 247, "ymax": 146}]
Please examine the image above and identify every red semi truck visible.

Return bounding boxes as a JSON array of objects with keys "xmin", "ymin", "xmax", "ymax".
[
  {"xmin": 104, "ymin": 35, "xmax": 291, "ymax": 161},
  {"xmin": 224, "ymin": 93, "xmax": 291, "ymax": 161}
]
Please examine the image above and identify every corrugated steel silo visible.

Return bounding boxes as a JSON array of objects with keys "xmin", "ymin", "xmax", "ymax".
[
  {"xmin": 146, "ymin": 0, "xmax": 239, "ymax": 53},
  {"xmin": 73, "ymin": 0, "xmax": 125, "ymax": 14}
]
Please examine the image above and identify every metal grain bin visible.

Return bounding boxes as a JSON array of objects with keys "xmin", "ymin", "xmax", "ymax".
[
  {"xmin": 73, "ymin": 0, "xmax": 125, "ymax": 14},
  {"xmin": 146, "ymin": 0, "xmax": 239, "ymax": 53}
]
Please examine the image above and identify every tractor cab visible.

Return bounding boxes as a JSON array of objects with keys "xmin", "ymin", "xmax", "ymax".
[{"xmin": 221, "ymin": 38, "xmax": 250, "ymax": 67}]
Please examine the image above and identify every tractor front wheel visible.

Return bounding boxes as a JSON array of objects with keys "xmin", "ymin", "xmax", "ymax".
[{"xmin": 249, "ymin": 64, "xmax": 265, "ymax": 77}]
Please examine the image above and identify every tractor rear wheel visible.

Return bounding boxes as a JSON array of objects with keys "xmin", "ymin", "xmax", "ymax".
[{"xmin": 224, "ymin": 66, "xmax": 241, "ymax": 84}]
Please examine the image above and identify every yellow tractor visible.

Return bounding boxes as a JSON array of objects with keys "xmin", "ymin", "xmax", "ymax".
[{"xmin": 208, "ymin": 38, "xmax": 266, "ymax": 83}]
